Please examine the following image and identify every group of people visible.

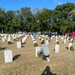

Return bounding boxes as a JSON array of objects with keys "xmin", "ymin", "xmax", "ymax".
[
  {"xmin": 65, "ymin": 32, "xmax": 75, "ymax": 40},
  {"xmin": 32, "ymin": 31, "xmax": 75, "ymax": 62}
]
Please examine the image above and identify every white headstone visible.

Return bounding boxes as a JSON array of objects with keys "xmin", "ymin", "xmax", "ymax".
[
  {"xmin": 45, "ymin": 40, "xmax": 48, "ymax": 45},
  {"xmin": 55, "ymin": 44, "xmax": 59, "ymax": 53},
  {"xmin": 56, "ymin": 36, "xmax": 58, "ymax": 40},
  {"xmin": 22, "ymin": 36, "xmax": 27, "ymax": 43},
  {"xmin": 12, "ymin": 34, "xmax": 16, "ymax": 40},
  {"xmin": 17, "ymin": 42, "xmax": 21, "ymax": 48},
  {"xmin": 71, "ymin": 38, "xmax": 73, "ymax": 42},
  {"xmin": 68, "ymin": 43, "xmax": 72, "ymax": 50},
  {"xmin": 2, "ymin": 38, "xmax": 5, "ymax": 42},
  {"xmin": 51, "ymin": 36, "xmax": 53, "ymax": 40},
  {"xmin": 38, "ymin": 36, "xmax": 41, "ymax": 40},
  {"xmin": 8, "ymin": 34, "xmax": 11, "ymax": 42},
  {"xmin": 67, "ymin": 37, "xmax": 69, "ymax": 40},
  {"xmin": 22, "ymin": 38, "xmax": 25, "ymax": 43},
  {"xmin": 35, "ymin": 47, "xmax": 41, "ymax": 57},
  {"xmin": 33, "ymin": 40, "xmax": 37, "ymax": 45},
  {"xmin": 61, "ymin": 37, "xmax": 64, "ymax": 41},
  {"xmin": 4, "ymin": 50, "xmax": 13, "ymax": 63},
  {"xmin": 64, "ymin": 39, "xmax": 66, "ymax": 44},
  {"xmin": 41, "ymin": 38, "xmax": 44, "ymax": 41},
  {"xmin": 4, "ymin": 35, "xmax": 7, "ymax": 39}
]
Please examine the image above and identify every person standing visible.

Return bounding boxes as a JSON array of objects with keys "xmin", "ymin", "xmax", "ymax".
[
  {"xmin": 48, "ymin": 32, "xmax": 52, "ymax": 42},
  {"xmin": 33, "ymin": 32, "xmax": 37, "ymax": 39}
]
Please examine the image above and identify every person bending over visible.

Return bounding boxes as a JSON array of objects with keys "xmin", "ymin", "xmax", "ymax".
[{"xmin": 40, "ymin": 41, "xmax": 50, "ymax": 61}]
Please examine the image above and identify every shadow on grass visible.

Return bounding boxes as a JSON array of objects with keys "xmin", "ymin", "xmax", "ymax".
[
  {"xmin": 0, "ymin": 47, "xmax": 7, "ymax": 50},
  {"xmin": 21, "ymin": 46, "xmax": 24, "ymax": 48},
  {"xmin": 8, "ymin": 42, "xmax": 14, "ymax": 45},
  {"xmin": 66, "ymin": 47, "xmax": 68, "ymax": 49},
  {"xmin": 13, "ymin": 54, "xmax": 21, "ymax": 61},
  {"xmin": 41, "ymin": 66, "xmax": 57, "ymax": 75},
  {"xmin": 22, "ymin": 42, "xmax": 26, "ymax": 45}
]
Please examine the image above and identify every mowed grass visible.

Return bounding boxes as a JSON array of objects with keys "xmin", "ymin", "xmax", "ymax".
[{"xmin": 0, "ymin": 35, "xmax": 75, "ymax": 75}]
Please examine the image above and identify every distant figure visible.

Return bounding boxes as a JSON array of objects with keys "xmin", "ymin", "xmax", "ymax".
[
  {"xmin": 39, "ymin": 41, "xmax": 50, "ymax": 61},
  {"xmin": 72, "ymin": 32, "xmax": 75, "ymax": 40},
  {"xmin": 48, "ymin": 32, "xmax": 52, "ymax": 42},
  {"xmin": 65, "ymin": 33, "xmax": 68, "ymax": 39},
  {"xmin": 33, "ymin": 32, "xmax": 37, "ymax": 39},
  {"xmin": 19, "ymin": 37, "xmax": 22, "ymax": 44}
]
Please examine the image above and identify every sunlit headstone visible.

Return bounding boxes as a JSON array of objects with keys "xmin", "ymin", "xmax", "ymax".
[
  {"xmin": 64, "ymin": 39, "xmax": 66, "ymax": 44},
  {"xmin": 45, "ymin": 40, "xmax": 48, "ymax": 45},
  {"xmin": 35, "ymin": 47, "xmax": 41, "ymax": 57},
  {"xmin": 55, "ymin": 44, "xmax": 59, "ymax": 53},
  {"xmin": 68, "ymin": 43, "xmax": 72, "ymax": 50},
  {"xmin": 4, "ymin": 50, "xmax": 13, "ymax": 63},
  {"xmin": 17, "ymin": 42, "xmax": 21, "ymax": 48}
]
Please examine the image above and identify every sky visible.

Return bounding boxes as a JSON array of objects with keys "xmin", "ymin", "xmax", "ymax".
[{"xmin": 0, "ymin": 0, "xmax": 75, "ymax": 11}]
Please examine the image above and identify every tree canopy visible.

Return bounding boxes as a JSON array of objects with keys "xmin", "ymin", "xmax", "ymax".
[{"xmin": 0, "ymin": 2, "xmax": 75, "ymax": 33}]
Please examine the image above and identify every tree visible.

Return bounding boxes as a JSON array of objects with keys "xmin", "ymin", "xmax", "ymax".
[
  {"xmin": 0, "ymin": 8, "xmax": 6, "ymax": 32},
  {"xmin": 36, "ymin": 8, "xmax": 53, "ymax": 32}
]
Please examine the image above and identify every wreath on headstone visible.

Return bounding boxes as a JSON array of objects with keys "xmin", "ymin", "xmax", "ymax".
[
  {"xmin": 8, "ymin": 41, "xmax": 14, "ymax": 45},
  {"xmin": 70, "ymin": 46, "xmax": 74, "ymax": 51},
  {"xmin": 37, "ymin": 51, "xmax": 43, "ymax": 58},
  {"xmin": 56, "ymin": 40, "xmax": 59, "ymax": 44},
  {"xmin": 34, "ymin": 43, "xmax": 38, "ymax": 47},
  {"xmin": 69, "ymin": 40, "xmax": 73, "ymax": 43}
]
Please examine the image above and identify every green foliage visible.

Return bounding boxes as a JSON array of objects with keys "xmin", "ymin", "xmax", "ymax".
[{"xmin": 0, "ymin": 3, "xmax": 75, "ymax": 33}]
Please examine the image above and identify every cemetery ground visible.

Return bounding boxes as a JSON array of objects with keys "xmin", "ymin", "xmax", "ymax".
[{"xmin": 0, "ymin": 35, "xmax": 75, "ymax": 75}]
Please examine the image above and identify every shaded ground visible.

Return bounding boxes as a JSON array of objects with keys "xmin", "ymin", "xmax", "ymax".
[{"xmin": 0, "ymin": 35, "xmax": 75, "ymax": 75}]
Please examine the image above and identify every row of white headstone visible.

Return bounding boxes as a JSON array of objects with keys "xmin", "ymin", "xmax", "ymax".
[
  {"xmin": 1, "ymin": 33, "xmax": 24, "ymax": 42},
  {"xmin": 37, "ymin": 35, "xmax": 73, "ymax": 55},
  {"xmin": 2, "ymin": 34, "xmax": 74, "ymax": 63},
  {"xmin": 31, "ymin": 35, "xmax": 42, "ymax": 57},
  {"xmin": 17, "ymin": 34, "xmax": 29, "ymax": 48},
  {"xmin": 39, "ymin": 35, "xmax": 73, "ymax": 55},
  {"xmin": 38, "ymin": 35, "xmax": 59, "ymax": 53},
  {"xmin": 0, "ymin": 33, "xmax": 29, "ymax": 48},
  {"xmin": 4, "ymin": 34, "xmax": 29, "ymax": 63},
  {"xmin": 31, "ymin": 35, "xmax": 37, "ymax": 45}
]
